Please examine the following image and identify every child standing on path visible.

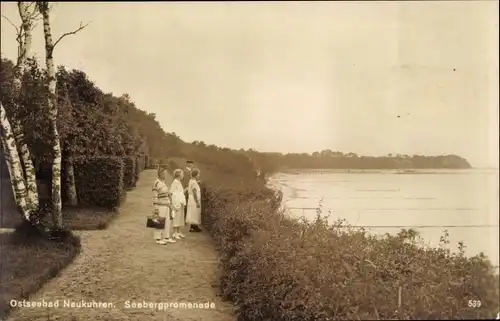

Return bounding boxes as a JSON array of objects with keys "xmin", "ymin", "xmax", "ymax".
[{"xmin": 152, "ymin": 166, "xmax": 176, "ymax": 244}]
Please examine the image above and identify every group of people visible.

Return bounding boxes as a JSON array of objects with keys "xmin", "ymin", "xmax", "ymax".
[{"xmin": 151, "ymin": 160, "xmax": 203, "ymax": 245}]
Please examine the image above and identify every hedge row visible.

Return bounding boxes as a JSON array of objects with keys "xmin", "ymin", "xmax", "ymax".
[
  {"xmin": 134, "ymin": 155, "xmax": 146, "ymax": 185},
  {"xmin": 145, "ymin": 155, "xmax": 156, "ymax": 169},
  {"xmin": 201, "ymin": 175, "xmax": 500, "ymax": 320},
  {"xmin": 73, "ymin": 156, "xmax": 124, "ymax": 209},
  {"xmin": 63, "ymin": 154, "xmax": 148, "ymax": 209},
  {"xmin": 123, "ymin": 156, "xmax": 136, "ymax": 190}
]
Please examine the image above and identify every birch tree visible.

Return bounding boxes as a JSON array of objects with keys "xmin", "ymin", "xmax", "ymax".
[
  {"xmin": 1, "ymin": 2, "xmax": 41, "ymax": 221},
  {"xmin": 37, "ymin": 2, "xmax": 89, "ymax": 229},
  {"xmin": 0, "ymin": 102, "xmax": 30, "ymax": 218},
  {"xmin": 57, "ymin": 83, "xmax": 78, "ymax": 206}
]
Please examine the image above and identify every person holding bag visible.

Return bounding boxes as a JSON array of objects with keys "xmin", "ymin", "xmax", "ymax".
[{"xmin": 151, "ymin": 166, "xmax": 176, "ymax": 245}]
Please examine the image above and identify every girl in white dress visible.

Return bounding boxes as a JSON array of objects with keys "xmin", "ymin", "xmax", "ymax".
[
  {"xmin": 170, "ymin": 169, "xmax": 186, "ymax": 239},
  {"xmin": 152, "ymin": 167, "xmax": 175, "ymax": 244},
  {"xmin": 186, "ymin": 168, "xmax": 202, "ymax": 231}
]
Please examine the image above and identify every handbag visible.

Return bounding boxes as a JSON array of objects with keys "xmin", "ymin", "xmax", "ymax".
[
  {"xmin": 146, "ymin": 216, "xmax": 166, "ymax": 229},
  {"xmin": 146, "ymin": 207, "xmax": 166, "ymax": 229}
]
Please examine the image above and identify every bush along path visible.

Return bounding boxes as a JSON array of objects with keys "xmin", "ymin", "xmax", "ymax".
[{"xmin": 7, "ymin": 169, "xmax": 235, "ymax": 321}]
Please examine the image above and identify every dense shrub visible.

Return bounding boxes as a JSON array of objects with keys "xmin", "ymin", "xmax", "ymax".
[
  {"xmin": 145, "ymin": 157, "xmax": 157, "ymax": 169},
  {"xmin": 123, "ymin": 156, "xmax": 135, "ymax": 189},
  {"xmin": 138, "ymin": 154, "xmax": 146, "ymax": 171},
  {"xmin": 202, "ymin": 174, "xmax": 500, "ymax": 320},
  {"xmin": 73, "ymin": 156, "xmax": 124, "ymax": 209},
  {"xmin": 151, "ymin": 158, "xmax": 180, "ymax": 173},
  {"xmin": 158, "ymin": 158, "xmax": 169, "ymax": 167},
  {"xmin": 134, "ymin": 154, "xmax": 144, "ymax": 183}
]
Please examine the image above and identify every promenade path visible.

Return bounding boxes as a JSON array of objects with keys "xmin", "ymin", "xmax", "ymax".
[{"xmin": 7, "ymin": 169, "xmax": 235, "ymax": 321}]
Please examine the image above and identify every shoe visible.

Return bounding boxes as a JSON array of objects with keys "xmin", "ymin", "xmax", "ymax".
[
  {"xmin": 173, "ymin": 234, "xmax": 182, "ymax": 240},
  {"xmin": 156, "ymin": 239, "xmax": 167, "ymax": 245},
  {"xmin": 165, "ymin": 238, "xmax": 176, "ymax": 243},
  {"xmin": 178, "ymin": 233, "xmax": 186, "ymax": 238}
]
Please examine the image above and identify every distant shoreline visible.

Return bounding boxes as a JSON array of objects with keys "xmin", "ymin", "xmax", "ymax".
[{"xmin": 274, "ymin": 168, "xmax": 497, "ymax": 175}]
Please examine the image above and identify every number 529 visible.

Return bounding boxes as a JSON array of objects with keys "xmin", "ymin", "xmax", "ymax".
[{"xmin": 468, "ymin": 300, "xmax": 481, "ymax": 308}]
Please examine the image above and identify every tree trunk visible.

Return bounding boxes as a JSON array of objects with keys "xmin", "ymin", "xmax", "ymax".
[
  {"xmin": 6, "ymin": 1, "xmax": 40, "ymax": 218},
  {"xmin": 11, "ymin": 120, "xmax": 39, "ymax": 212},
  {"xmin": 0, "ymin": 102, "xmax": 30, "ymax": 220},
  {"xmin": 15, "ymin": 2, "xmax": 38, "ymax": 212},
  {"xmin": 40, "ymin": 3, "xmax": 63, "ymax": 230},
  {"xmin": 51, "ymin": 125, "xmax": 63, "ymax": 228},
  {"xmin": 65, "ymin": 153, "xmax": 78, "ymax": 206}
]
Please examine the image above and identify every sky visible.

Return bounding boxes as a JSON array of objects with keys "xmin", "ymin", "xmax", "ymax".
[{"xmin": 1, "ymin": 2, "xmax": 498, "ymax": 168}]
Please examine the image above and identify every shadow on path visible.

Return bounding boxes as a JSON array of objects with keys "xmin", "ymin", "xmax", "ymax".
[{"xmin": 8, "ymin": 170, "xmax": 235, "ymax": 321}]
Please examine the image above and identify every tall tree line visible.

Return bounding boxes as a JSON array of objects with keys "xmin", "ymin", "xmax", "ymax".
[{"xmin": 0, "ymin": 1, "xmax": 184, "ymax": 233}]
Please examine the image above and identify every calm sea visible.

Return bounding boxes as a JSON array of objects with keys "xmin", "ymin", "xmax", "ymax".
[{"xmin": 268, "ymin": 168, "xmax": 499, "ymax": 269}]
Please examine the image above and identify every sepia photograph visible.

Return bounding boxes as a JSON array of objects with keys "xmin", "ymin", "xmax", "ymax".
[{"xmin": 0, "ymin": 1, "xmax": 499, "ymax": 320}]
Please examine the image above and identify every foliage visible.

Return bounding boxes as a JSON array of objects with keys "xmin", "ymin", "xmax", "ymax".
[
  {"xmin": 202, "ymin": 169, "xmax": 499, "ymax": 320},
  {"xmin": 73, "ymin": 156, "xmax": 124, "ymax": 209},
  {"xmin": 1, "ymin": 57, "xmax": 176, "ymax": 169},
  {"xmin": 242, "ymin": 150, "xmax": 472, "ymax": 174},
  {"xmin": 187, "ymin": 142, "xmax": 256, "ymax": 175},
  {"xmin": 135, "ymin": 154, "xmax": 146, "ymax": 182},
  {"xmin": 144, "ymin": 155, "xmax": 152, "ymax": 169},
  {"xmin": 123, "ymin": 156, "xmax": 136, "ymax": 189}
]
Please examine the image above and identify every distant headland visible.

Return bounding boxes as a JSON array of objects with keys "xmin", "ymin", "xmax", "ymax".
[{"xmin": 239, "ymin": 149, "xmax": 472, "ymax": 176}]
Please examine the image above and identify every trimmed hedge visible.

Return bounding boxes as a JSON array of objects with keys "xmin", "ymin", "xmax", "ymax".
[
  {"xmin": 73, "ymin": 156, "xmax": 124, "ymax": 209},
  {"xmin": 146, "ymin": 157, "xmax": 157, "ymax": 169},
  {"xmin": 202, "ymin": 174, "xmax": 500, "ymax": 320},
  {"xmin": 133, "ymin": 154, "xmax": 147, "ymax": 183},
  {"xmin": 134, "ymin": 155, "xmax": 142, "ymax": 184},
  {"xmin": 123, "ymin": 156, "xmax": 135, "ymax": 189},
  {"xmin": 158, "ymin": 158, "xmax": 169, "ymax": 167},
  {"xmin": 138, "ymin": 154, "xmax": 146, "ymax": 172}
]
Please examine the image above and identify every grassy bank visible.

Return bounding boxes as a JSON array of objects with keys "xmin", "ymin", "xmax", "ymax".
[
  {"xmin": 201, "ymin": 169, "xmax": 500, "ymax": 320},
  {"xmin": 1, "ymin": 205, "xmax": 117, "ymax": 231},
  {"xmin": 0, "ymin": 230, "xmax": 81, "ymax": 319}
]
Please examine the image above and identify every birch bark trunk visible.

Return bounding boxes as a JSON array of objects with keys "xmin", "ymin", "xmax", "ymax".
[
  {"xmin": 65, "ymin": 151, "xmax": 78, "ymax": 206},
  {"xmin": 37, "ymin": 2, "xmax": 88, "ymax": 222},
  {"xmin": 0, "ymin": 2, "xmax": 41, "ymax": 220},
  {"xmin": 39, "ymin": 2, "xmax": 63, "ymax": 229},
  {"xmin": 0, "ymin": 102, "xmax": 30, "ymax": 219}
]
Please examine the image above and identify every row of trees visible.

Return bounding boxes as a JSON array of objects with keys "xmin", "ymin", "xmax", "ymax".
[
  {"xmin": 0, "ymin": 2, "xmax": 188, "ymax": 235},
  {"xmin": 1, "ymin": 2, "xmax": 79, "ymax": 231},
  {"xmin": 1, "ymin": 2, "xmax": 255, "ymax": 237},
  {"xmin": 241, "ymin": 150, "xmax": 471, "ymax": 174},
  {"xmin": 183, "ymin": 144, "xmax": 472, "ymax": 179}
]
